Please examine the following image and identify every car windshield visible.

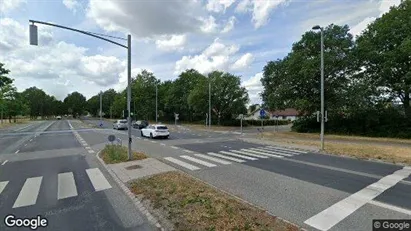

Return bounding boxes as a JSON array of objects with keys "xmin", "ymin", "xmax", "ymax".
[
  {"xmin": 119, "ymin": 120, "xmax": 127, "ymax": 123},
  {"xmin": 156, "ymin": 126, "xmax": 168, "ymax": 130}
]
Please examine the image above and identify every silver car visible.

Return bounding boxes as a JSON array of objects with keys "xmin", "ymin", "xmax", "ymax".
[{"xmin": 113, "ymin": 120, "xmax": 128, "ymax": 130}]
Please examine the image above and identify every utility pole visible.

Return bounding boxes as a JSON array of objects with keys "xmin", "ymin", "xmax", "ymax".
[
  {"xmin": 208, "ymin": 79, "xmax": 211, "ymax": 128},
  {"xmin": 100, "ymin": 91, "xmax": 102, "ymax": 122},
  {"xmin": 155, "ymin": 84, "xmax": 158, "ymax": 123}
]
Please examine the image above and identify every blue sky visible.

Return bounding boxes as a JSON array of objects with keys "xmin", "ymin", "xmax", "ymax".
[{"xmin": 0, "ymin": 0, "xmax": 400, "ymax": 104}]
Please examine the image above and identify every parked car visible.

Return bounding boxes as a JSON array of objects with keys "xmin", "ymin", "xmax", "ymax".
[
  {"xmin": 141, "ymin": 124, "xmax": 169, "ymax": 139},
  {"xmin": 113, "ymin": 120, "xmax": 128, "ymax": 130},
  {"xmin": 56, "ymin": 116, "xmax": 62, "ymax": 120},
  {"xmin": 133, "ymin": 120, "xmax": 148, "ymax": 129}
]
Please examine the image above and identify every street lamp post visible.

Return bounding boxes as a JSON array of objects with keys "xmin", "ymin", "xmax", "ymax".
[
  {"xmin": 100, "ymin": 91, "xmax": 103, "ymax": 123},
  {"xmin": 155, "ymin": 84, "xmax": 158, "ymax": 123},
  {"xmin": 29, "ymin": 20, "xmax": 133, "ymax": 160},
  {"xmin": 208, "ymin": 79, "xmax": 211, "ymax": 128},
  {"xmin": 312, "ymin": 25, "xmax": 325, "ymax": 151}
]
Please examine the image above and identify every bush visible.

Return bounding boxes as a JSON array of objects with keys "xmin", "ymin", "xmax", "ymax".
[
  {"xmin": 291, "ymin": 107, "xmax": 411, "ymax": 138},
  {"xmin": 101, "ymin": 144, "xmax": 147, "ymax": 164}
]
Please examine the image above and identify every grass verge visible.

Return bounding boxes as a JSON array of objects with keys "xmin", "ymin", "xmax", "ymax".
[
  {"xmin": 0, "ymin": 119, "xmax": 30, "ymax": 129},
  {"xmin": 100, "ymin": 145, "xmax": 147, "ymax": 164},
  {"xmin": 263, "ymin": 137, "xmax": 411, "ymax": 165},
  {"xmin": 130, "ymin": 171, "xmax": 299, "ymax": 231}
]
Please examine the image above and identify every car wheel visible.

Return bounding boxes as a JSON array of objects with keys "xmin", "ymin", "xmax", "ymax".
[
  {"xmin": 165, "ymin": 135, "xmax": 169, "ymax": 139},
  {"xmin": 150, "ymin": 133, "xmax": 153, "ymax": 139},
  {"xmin": 140, "ymin": 131, "xmax": 144, "ymax": 137}
]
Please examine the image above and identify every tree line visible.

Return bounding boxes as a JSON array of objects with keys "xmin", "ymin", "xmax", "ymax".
[
  {"xmin": 0, "ymin": 63, "xmax": 249, "ymax": 124},
  {"xmin": 261, "ymin": 0, "xmax": 411, "ymax": 138}
]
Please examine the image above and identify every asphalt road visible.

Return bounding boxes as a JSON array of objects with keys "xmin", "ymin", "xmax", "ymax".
[
  {"xmin": 84, "ymin": 123, "xmax": 411, "ymax": 231},
  {"xmin": 0, "ymin": 120, "xmax": 154, "ymax": 231}
]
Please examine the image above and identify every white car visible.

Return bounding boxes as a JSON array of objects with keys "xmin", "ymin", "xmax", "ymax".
[
  {"xmin": 141, "ymin": 124, "xmax": 169, "ymax": 139},
  {"xmin": 113, "ymin": 120, "xmax": 128, "ymax": 130}
]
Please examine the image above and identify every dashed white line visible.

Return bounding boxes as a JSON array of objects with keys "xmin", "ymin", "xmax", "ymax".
[
  {"xmin": 160, "ymin": 143, "xmax": 166, "ymax": 146},
  {"xmin": 88, "ymin": 150, "xmax": 95, "ymax": 154},
  {"xmin": 24, "ymin": 144, "xmax": 27, "ymax": 146},
  {"xmin": 183, "ymin": 149, "xmax": 194, "ymax": 153},
  {"xmin": 29, "ymin": 139, "xmax": 33, "ymax": 142},
  {"xmin": 1, "ymin": 160, "xmax": 8, "ymax": 165},
  {"xmin": 171, "ymin": 146, "xmax": 179, "ymax": 149},
  {"xmin": 15, "ymin": 150, "xmax": 19, "ymax": 154},
  {"xmin": 369, "ymin": 200, "xmax": 411, "ymax": 216},
  {"xmin": 150, "ymin": 140, "xmax": 157, "ymax": 143}
]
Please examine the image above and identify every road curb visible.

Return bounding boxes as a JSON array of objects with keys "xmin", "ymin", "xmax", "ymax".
[{"xmin": 95, "ymin": 150, "xmax": 164, "ymax": 231}]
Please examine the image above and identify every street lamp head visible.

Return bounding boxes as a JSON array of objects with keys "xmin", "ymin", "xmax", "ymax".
[
  {"xmin": 312, "ymin": 25, "xmax": 321, "ymax": 30},
  {"xmin": 29, "ymin": 23, "xmax": 38, "ymax": 46}
]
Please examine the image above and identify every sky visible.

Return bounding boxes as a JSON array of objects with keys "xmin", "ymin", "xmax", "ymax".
[{"xmin": 0, "ymin": 0, "xmax": 401, "ymax": 104}]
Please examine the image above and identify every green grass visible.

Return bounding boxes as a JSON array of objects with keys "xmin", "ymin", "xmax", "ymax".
[{"xmin": 100, "ymin": 145, "xmax": 148, "ymax": 164}]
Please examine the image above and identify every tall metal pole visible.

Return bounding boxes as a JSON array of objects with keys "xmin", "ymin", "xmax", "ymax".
[
  {"xmin": 320, "ymin": 29, "xmax": 325, "ymax": 151},
  {"xmin": 127, "ymin": 34, "xmax": 132, "ymax": 160},
  {"xmin": 155, "ymin": 84, "xmax": 158, "ymax": 123},
  {"xmin": 99, "ymin": 91, "xmax": 102, "ymax": 122},
  {"xmin": 208, "ymin": 79, "xmax": 211, "ymax": 128}
]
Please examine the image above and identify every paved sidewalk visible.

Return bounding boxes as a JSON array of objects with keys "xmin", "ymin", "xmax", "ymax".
[{"xmin": 108, "ymin": 158, "xmax": 176, "ymax": 183}]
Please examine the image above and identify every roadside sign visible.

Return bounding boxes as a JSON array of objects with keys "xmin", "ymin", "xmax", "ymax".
[
  {"xmin": 108, "ymin": 135, "xmax": 116, "ymax": 142},
  {"xmin": 260, "ymin": 109, "xmax": 266, "ymax": 117},
  {"xmin": 175, "ymin": 113, "xmax": 179, "ymax": 120}
]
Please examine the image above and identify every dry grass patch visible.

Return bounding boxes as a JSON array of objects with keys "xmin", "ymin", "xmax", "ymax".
[
  {"xmin": 266, "ymin": 138, "xmax": 411, "ymax": 165},
  {"xmin": 100, "ymin": 145, "xmax": 147, "ymax": 164},
  {"xmin": 185, "ymin": 124, "xmax": 238, "ymax": 131},
  {"xmin": 0, "ymin": 119, "xmax": 30, "ymax": 128},
  {"xmin": 262, "ymin": 131, "xmax": 411, "ymax": 145},
  {"xmin": 130, "ymin": 171, "xmax": 299, "ymax": 231}
]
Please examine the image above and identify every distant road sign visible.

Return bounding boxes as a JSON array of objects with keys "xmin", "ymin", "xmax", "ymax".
[
  {"xmin": 260, "ymin": 109, "xmax": 266, "ymax": 117},
  {"xmin": 108, "ymin": 135, "xmax": 116, "ymax": 142}
]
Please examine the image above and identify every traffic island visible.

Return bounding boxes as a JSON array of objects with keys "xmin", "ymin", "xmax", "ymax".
[
  {"xmin": 100, "ymin": 144, "xmax": 147, "ymax": 164},
  {"xmin": 129, "ymin": 171, "xmax": 302, "ymax": 231}
]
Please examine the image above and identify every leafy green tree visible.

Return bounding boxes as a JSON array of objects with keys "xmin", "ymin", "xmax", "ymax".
[
  {"xmin": 0, "ymin": 63, "xmax": 13, "ymax": 123},
  {"xmin": 21, "ymin": 87, "xmax": 49, "ymax": 119},
  {"xmin": 111, "ymin": 92, "xmax": 126, "ymax": 119},
  {"xmin": 188, "ymin": 71, "xmax": 249, "ymax": 123},
  {"xmin": 261, "ymin": 24, "xmax": 355, "ymax": 115},
  {"xmin": 131, "ymin": 70, "xmax": 160, "ymax": 120},
  {"xmin": 355, "ymin": 0, "xmax": 411, "ymax": 118},
  {"xmin": 63, "ymin": 92, "xmax": 86, "ymax": 118},
  {"xmin": 87, "ymin": 95, "xmax": 100, "ymax": 116}
]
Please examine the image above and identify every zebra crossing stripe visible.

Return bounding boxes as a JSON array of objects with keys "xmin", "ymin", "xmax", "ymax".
[
  {"xmin": 13, "ymin": 176, "xmax": 43, "ymax": 208},
  {"xmin": 0, "ymin": 181, "xmax": 8, "ymax": 194},
  {"xmin": 220, "ymin": 151, "xmax": 257, "ymax": 160},
  {"xmin": 251, "ymin": 148, "xmax": 293, "ymax": 157},
  {"xmin": 194, "ymin": 154, "xmax": 232, "ymax": 165},
  {"xmin": 86, "ymin": 168, "xmax": 112, "ymax": 191},
  {"xmin": 266, "ymin": 146, "xmax": 307, "ymax": 153},
  {"xmin": 207, "ymin": 152, "xmax": 245, "ymax": 163},
  {"xmin": 164, "ymin": 157, "xmax": 200, "ymax": 170},
  {"xmin": 249, "ymin": 148, "xmax": 293, "ymax": 158},
  {"xmin": 231, "ymin": 150, "xmax": 269, "ymax": 158},
  {"xmin": 259, "ymin": 147, "xmax": 302, "ymax": 155},
  {"xmin": 58, "ymin": 172, "xmax": 78, "ymax": 199},
  {"xmin": 180, "ymin": 155, "xmax": 217, "ymax": 167}
]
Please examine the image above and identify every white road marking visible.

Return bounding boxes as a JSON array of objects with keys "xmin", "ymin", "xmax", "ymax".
[
  {"xmin": 304, "ymin": 167, "xmax": 411, "ymax": 231},
  {"xmin": 67, "ymin": 120, "xmax": 73, "ymax": 129},
  {"xmin": 150, "ymin": 140, "xmax": 157, "ymax": 143},
  {"xmin": 180, "ymin": 155, "xmax": 217, "ymax": 167},
  {"xmin": 194, "ymin": 154, "xmax": 231, "ymax": 165},
  {"xmin": 220, "ymin": 151, "xmax": 258, "ymax": 161},
  {"xmin": 251, "ymin": 148, "xmax": 294, "ymax": 157},
  {"xmin": 244, "ymin": 148, "xmax": 286, "ymax": 158},
  {"xmin": 24, "ymin": 143, "xmax": 27, "ymax": 146},
  {"xmin": 136, "ymin": 137, "xmax": 141, "ymax": 139},
  {"xmin": 160, "ymin": 143, "xmax": 165, "ymax": 146},
  {"xmin": 88, "ymin": 150, "xmax": 95, "ymax": 154},
  {"xmin": 15, "ymin": 150, "xmax": 19, "ymax": 154},
  {"xmin": 29, "ymin": 139, "xmax": 33, "ymax": 142},
  {"xmin": 231, "ymin": 150, "xmax": 269, "ymax": 159},
  {"xmin": 13, "ymin": 176, "xmax": 42, "ymax": 208},
  {"xmin": 86, "ymin": 168, "xmax": 112, "ymax": 191},
  {"xmin": 85, "ymin": 146, "xmax": 92, "ymax": 150},
  {"xmin": 164, "ymin": 157, "xmax": 200, "ymax": 171},
  {"xmin": 266, "ymin": 146, "xmax": 307, "ymax": 154},
  {"xmin": 58, "ymin": 172, "xmax": 78, "ymax": 199},
  {"xmin": 208, "ymin": 136, "xmax": 212, "ymax": 138},
  {"xmin": 1, "ymin": 160, "xmax": 8, "ymax": 165},
  {"xmin": 171, "ymin": 146, "xmax": 179, "ymax": 149},
  {"xmin": 207, "ymin": 152, "xmax": 245, "ymax": 163},
  {"xmin": 183, "ymin": 149, "xmax": 194, "ymax": 153},
  {"xmin": 369, "ymin": 200, "xmax": 411, "ymax": 216},
  {"xmin": 0, "ymin": 181, "xmax": 8, "ymax": 194}
]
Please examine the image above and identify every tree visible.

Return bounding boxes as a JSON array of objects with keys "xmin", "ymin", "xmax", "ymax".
[
  {"xmin": 63, "ymin": 92, "xmax": 86, "ymax": 118},
  {"xmin": 86, "ymin": 95, "xmax": 100, "ymax": 117},
  {"xmin": 21, "ymin": 87, "xmax": 49, "ymax": 119},
  {"xmin": 261, "ymin": 24, "xmax": 355, "ymax": 115},
  {"xmin": 131, "ymin": 70, "xmax": 160, "ymax": 120},
  {"xmin": 0, "ymin": 63, "xmax": 13, "ymax": 123},
  {"xmin": 355, "ymin": 0, "xmax": 411, "ymax": 118},
  {"xmin": 165, "ymin": 69, "xmax": 206, "ymax": 121},
  {"xmin": 188, "ymin": 71, "xmax": 249, "ymax": 123}
]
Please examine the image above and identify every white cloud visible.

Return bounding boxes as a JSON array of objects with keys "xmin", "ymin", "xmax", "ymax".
[
  {"xmin": 349, "ymin": 0, "xmax": 401, "ymax": 37},
  {"xmin": 231, "ymin": 53, "xmax": 254, "ymax": 71},
  {"xmin": 175, "ymin": 38, "xmax": 243, "ymax": 75},
  {"xmin": 87, "ymin": 0, "xmax": 207, "ymax": 38},
  {"xmin": 0, "ymin": 0, "xmax": 26, "ymax": 13},
  {"xmin": 242, "ymin": 72, "xmax": 263, "ymax": 104},
  {"xmin": 63, "ymin": 0, "xmax": 81, "ymax": 13},
  {"xmin": 155, "ymin": 34, "xmax": 187, "ymax": 51},
  {"xmin": 206, "ymin": 0, "xmax": 236, "ymax": 13},
  {"xmin": 221, "ymin": 16, "xmax": 236, "ymax": 33},
  {"xmin": 1, "ymin": 18, "xmax": 128, "ymax": 100},
  {"xmin": 235, "ymin": 0, "xmax": 288, "ymax": 28},
  {"xmin": 200, "ymin": 15, "xmax": 218, "ymax": 33}
]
